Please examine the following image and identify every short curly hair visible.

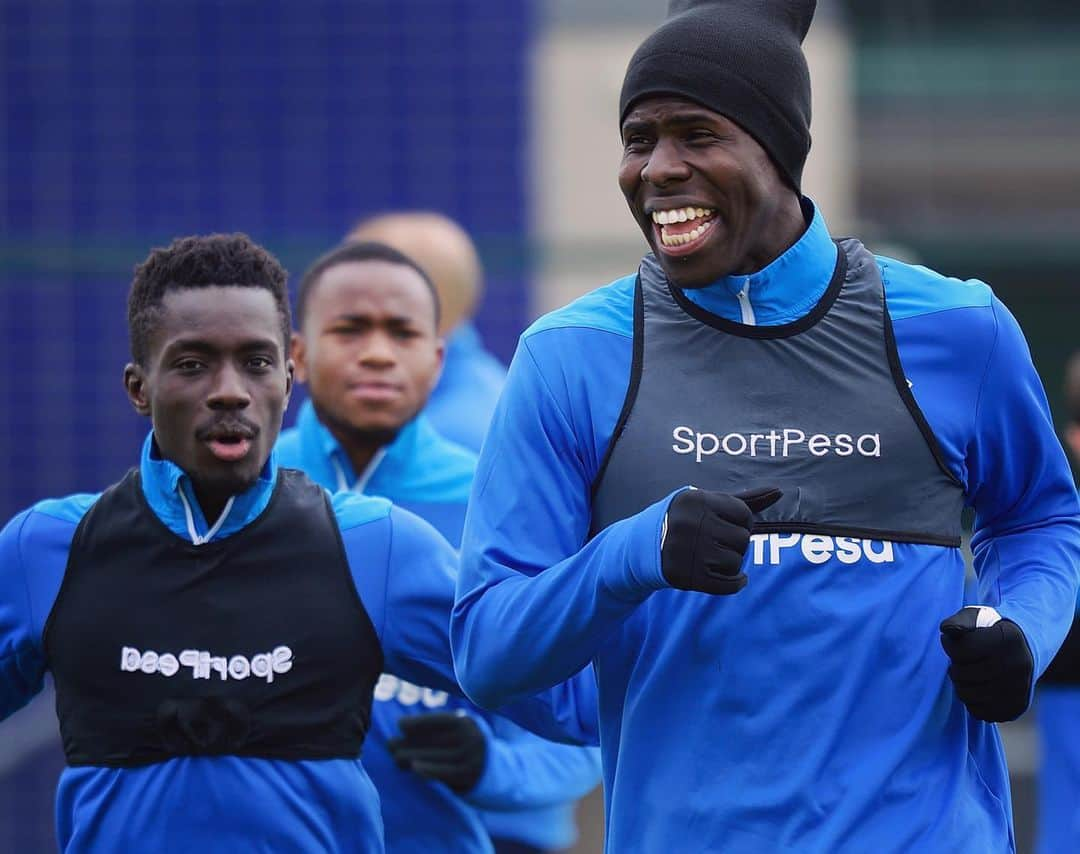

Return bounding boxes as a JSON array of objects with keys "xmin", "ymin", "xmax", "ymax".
[{"xmin": 127, "ymin": 233, "xmax": 291, "ymax": 365}]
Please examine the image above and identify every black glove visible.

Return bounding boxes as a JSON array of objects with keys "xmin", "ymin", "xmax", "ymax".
[
  {"xmin": 660, "ymin": 487, "xmax": 782, "ymax": 595},
  {"xmin": 940, "ymin": 606, "xmax": 1034, "ymax": 722},
  {"xmin": 386, "ymin": 711, "xmax": 488, "ymax": 793}
]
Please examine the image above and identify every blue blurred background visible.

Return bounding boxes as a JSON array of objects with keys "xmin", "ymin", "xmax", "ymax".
[
  {"xmin": 2, "ymin": 1, "xmax": 1079, "ymax": 851},
  {"xmin": 0, "ymin": 0, "xmax": 532, "ymax": 520}
]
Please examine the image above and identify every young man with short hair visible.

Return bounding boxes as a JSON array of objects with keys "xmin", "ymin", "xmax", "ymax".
[
  {"xmin": 277, "ymin": 240, "xmax": 600, "ymax": 854},
  {"xmin": 347, "ymin": 212, "xmax": 506, "ymax": 454},
  {"xmin": 0, "ymin": 233, "xmax": 593, "ymax": 853}
]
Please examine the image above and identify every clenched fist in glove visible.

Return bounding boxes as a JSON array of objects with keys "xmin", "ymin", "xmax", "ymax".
[
  {"xmin": 386, "ymin": 711, "xmax": 488, "ymax": 793},
  {"xmin": 940, "ymin": 606, "xmax": 1035, "ymax": 722},
  {"xmin": 661, "ymin": 487, "xmax": 782, "ymax": 594}
]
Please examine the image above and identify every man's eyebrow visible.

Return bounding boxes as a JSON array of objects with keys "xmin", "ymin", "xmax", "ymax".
[
  {"xmin": 163, "ymin": 336, "xmax": 279, "ymax": 353},
  {"xmin": 385, "ymin": 314, "xmax": 422, "ymax": 326},
  {"xmin": 621, "ymin": 118, "xmax": 652, "ymax": 135},
  {"xmin": 623, "ymin": 110, "xmax": 724, "ymax": 132},
  {"xmin": 328, "ymin": 312, "xmax": 370, "ymax": 325},
  {"xmin": 664, "ymin": 110, "xmax": 725, "ymax": 127},
  {"xmin": 330, "ymin": 312, "xmax": 420, "ymax": 326}
]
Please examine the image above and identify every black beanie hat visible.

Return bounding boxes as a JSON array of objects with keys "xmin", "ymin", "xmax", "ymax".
[{"xmin": 619, "ymin": 0, "xmax": 816, "ymax": 191}]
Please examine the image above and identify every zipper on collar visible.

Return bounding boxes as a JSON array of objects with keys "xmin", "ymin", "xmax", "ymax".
[
  {"xmin": 735, "ymin": 278, "xmax": 756, "ymax": 325},
  {"xmin": 331, "ymin": 448, "xmax": 387, "ymax": 493},
  {"xmin": 177, "ymin": 487, "xmax": 235, "ymax": 545},
  {"xmin": 332, "ymin": 457, "xmax": 351, "ymax": 493}
]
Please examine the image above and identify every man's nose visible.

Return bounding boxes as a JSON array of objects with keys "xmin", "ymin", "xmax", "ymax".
[
  {"xmin": 359, "ymin": 333, "xmax": 397, "ymax": 368},
  {"xmin": 640, "ymin": 138, "xmax": 690, "ymax": 187},
  {"xmin": 207, "ymin": 363, "xmax": 251, "ymax": 409}
]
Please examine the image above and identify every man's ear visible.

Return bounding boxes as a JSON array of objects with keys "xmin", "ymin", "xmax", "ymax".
[
  {"xmin": 430, "ymin": 336, "xmax": 446, "ymax": 393},
  {"xmin": 284, "ymin": 358, "xmax": 295, "ymax": 404},
  {"xmin": 123, "ymin": 363, "xmax": 152, "ymax": 417},
  {"xmin": 290, "ymin": 332, "xmax": 308, "ymax": 384}
]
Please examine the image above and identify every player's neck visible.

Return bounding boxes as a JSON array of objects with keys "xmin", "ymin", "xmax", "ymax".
[
  {"xmin": 190, "ymin": 482, "xmax": 235, "ymax": 528},
  {"xmin": 327, "ymin": 422, "xmax": 397, "ymax": 482}
]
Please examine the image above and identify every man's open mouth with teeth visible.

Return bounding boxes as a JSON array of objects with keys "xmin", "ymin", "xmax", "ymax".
[{"xmin": 650, "ymin": 206, "xmax": 718, "ymax": 254}]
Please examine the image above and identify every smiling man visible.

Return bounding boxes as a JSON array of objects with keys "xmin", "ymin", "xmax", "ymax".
[
  {"xmin": 451, "ymin": 1, "xmax": 1080, "ymax": 852},
  {"xmin": 276, "ymin": 241, "xmax": 601, "ymax": 854},
  {"xmin": 0, "ymin": 234, "xmax": 594, "ymax": 853}
]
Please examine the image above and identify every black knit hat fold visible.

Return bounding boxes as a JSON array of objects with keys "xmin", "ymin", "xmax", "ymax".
[{"xmin": 619, "ymin": 0, "xmax": 816, "ymax": 191}]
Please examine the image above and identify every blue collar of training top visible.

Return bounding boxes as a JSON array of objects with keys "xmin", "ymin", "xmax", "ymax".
[
  {"xmin": 679, "ymin": 198, "xmax": 839, "ymax": 326},
  {"xmin": 295, "ymin": 398, "xmax": 471, "ymax": 503},
  {"xmin": 139, "ymin": 431, "xmax": 277, "ymax": 543}
]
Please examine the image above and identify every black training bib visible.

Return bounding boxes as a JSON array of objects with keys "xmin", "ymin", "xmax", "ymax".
[{"xmin": 45, "ymin": 468, "xmax": 382, "ymax": 767}]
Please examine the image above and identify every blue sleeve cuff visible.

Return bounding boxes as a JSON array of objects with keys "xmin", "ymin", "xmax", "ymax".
[
  {"xmin": 463, "ymin": 713, "xmax": 603, "ymax": 810},
  {"xmin": 614, "ymin": 486, "xmax": 688, "ymax": 597},
  {"xmin": 462, "ymin": 713, "xmax": 503, "ymax": 804}
]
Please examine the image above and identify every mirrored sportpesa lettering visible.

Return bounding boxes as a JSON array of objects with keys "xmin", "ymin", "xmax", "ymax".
[
  {"xmin": 372, "ymin": 673, "xmax": 450, "ymax": 708},
  {"xmin": 120, "ymin": 645, "xmax": 294, "ymax": 682}
]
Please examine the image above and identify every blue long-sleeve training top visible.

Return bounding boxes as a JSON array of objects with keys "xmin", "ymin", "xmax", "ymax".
[
  {"xmin": 452, "ymin": 201, "xmax": 1080, "ymax": 853},
  {"xmin": 277, "ymin": 403, "xmax": 601, "ymax": 854},
  {"xmin": 0, "ymin": 434, "xmax": 595, "ymax": 854}
]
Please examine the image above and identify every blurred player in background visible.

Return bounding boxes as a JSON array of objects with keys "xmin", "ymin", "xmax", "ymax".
[
  {"xmin": 1036, "ymin": 350, "xmax": 1080, "ymax": 854},
  {"xmin": 345, "ymin": 215, "xmax": 592, "ymax": 854},
  {"xmin": 348, "ymin": 212, "xmax": 506, "ymax": 454},
  {"xmin": 451, "ymin": 1, "xmax": 1080, "ymax": 851},
  {"xmin": 0, "ymin": 233, "xmax": 595, "ymax": 853},
  {"xmin": 276, "ymin": 241, "xmax": 601, "ymax": 854}
]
